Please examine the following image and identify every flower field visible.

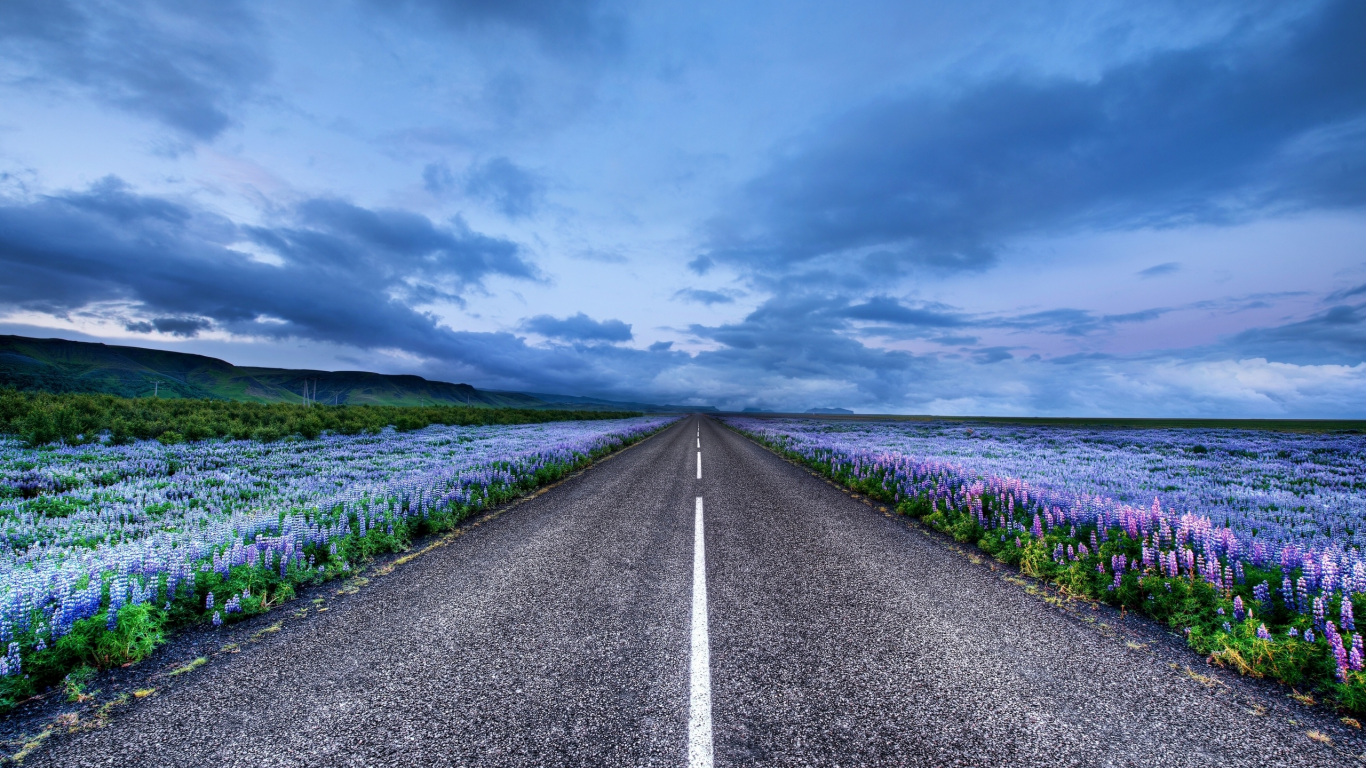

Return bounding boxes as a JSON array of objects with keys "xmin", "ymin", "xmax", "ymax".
[
  {"xmin": 722, "ymin": 416, "xmax": 1366, "ymax": 711},
  {"xmin": 0, "ymin": 416, "xmax": 676, "ymax": 708}
]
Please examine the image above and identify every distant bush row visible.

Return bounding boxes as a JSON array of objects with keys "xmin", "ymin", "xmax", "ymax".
[{"xmin": 0, "ymin": 390, "xmax": 642, "ymax": 447}]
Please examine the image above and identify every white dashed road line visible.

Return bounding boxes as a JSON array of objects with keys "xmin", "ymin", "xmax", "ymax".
[
  {"xmin": 689, "ymin": 495, "xmax": 713, "ymax": 768},
  {"xmin": 696, "ymin": 451, "xmax": 702, "ymax": 479}
]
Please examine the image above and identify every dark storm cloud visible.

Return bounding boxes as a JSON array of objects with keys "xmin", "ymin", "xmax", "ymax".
[
  {"xmin": 520, "ymin": 313, "xmax": 632, "ymax": 343},
  {"xmin": 0, "ymin": 0, "xmax": 268, "ymax": 140},
  {"xmin": 123, "ymin": 316, "xmax": 214, "ymax": 338},
  {"xmin": 463, "ymin": 157, "xmax": 546, "ymax": 218},
  {"xmin": 0, "ymin": 177, "xmax": 535, "ymax": 350},
  {"xmin": 702, "ymin": 0, "xmax": 1366, "ymax": 279}
]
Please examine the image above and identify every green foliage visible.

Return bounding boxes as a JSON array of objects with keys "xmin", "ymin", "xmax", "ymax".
[
  {"xmin": 62, "ymin": 666, "xmax": 97, "ymax": 702},
  {"xmin": 0, "ymin": 389, "xmax": 641, "ymax": 447}
]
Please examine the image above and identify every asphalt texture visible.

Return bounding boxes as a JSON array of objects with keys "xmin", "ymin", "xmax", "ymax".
[{"xmin": 28, "ymin": 416, "xmax": 1365, "ymax": 766}]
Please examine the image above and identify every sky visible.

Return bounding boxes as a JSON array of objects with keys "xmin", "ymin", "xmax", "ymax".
[{"xmin": 0, "ymin": 0, "xmax": 1364, "ymax": 416}]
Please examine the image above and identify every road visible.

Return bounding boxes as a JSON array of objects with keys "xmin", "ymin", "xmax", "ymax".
[{"xmin": 33, "ymin": 416, "xmax": 1358, "ymax": 766}]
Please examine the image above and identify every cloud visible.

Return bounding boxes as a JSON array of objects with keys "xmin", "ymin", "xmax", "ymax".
[
  {"xmin": 648, "ymin": 340, "xmax": 673, "ymax": 352},
  {"xmin": 0, "ymin": 176, "xmax": 535, "ymax": 352},
  {"xmin": 463, "ymin": 157, "xmax": 545, "ymax": 218},
  {"xmin": 124, "ymin": 316, "xmax": 214, "ymax": 338},
  {"xmin": 520, "ymin": 312, "xmax": 632, "ymax": 343},
  {"xmin": 0, "ymin": 0, "xmax": 269, "ymax": 140},
  {"xmin": 702, "ymin": 0, "xmax": 1366, "ymax": 281},
  {"xmin": 673, "ymin": 288, "xmax": 736, "ymax": 306},
  {"xmin": 422, "ymin": 161, "xmax": 457, "ymax": 196},
  {"xmin": 1224, "ymin": 301, "xmax": 1366, "ymax": 365},
  {"xmin": 367, "ymin": 0, "xmax": 624, "ymax": 58},
  {"xmin": 840, "ymin": 297, "xmax": 968, "ymax": 327},
  {"xmin": 971, "ymin": 347, "xmax": 1014, "ymax": 364},
  {"xmin": 836, "ymin": 296, "xmax": 1169, "ymax": 339},
  {"xmin": 1138, "ymin": 262, "xmax": 1181, "ymax": 277},
  {"xmin": 1001, "ymin": 307, "xmax": 1168, "ymax": 336},
  {"xmin": 1327, "ymin": 282, "xmax": 1366, "ymax": 301}
]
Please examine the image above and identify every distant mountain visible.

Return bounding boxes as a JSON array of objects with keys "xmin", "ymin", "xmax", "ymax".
[
  {"xmin": 0, "ymin": 335, "xmax": 694, "ymax": 412},
  {"xmin": 805, "ymin": 407, "xmax": 854, "ymax": 414}
]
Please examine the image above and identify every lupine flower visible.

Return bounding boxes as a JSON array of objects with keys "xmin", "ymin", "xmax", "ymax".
[
  {"xmin": 1253, "ymin": 581, "xmax": 1270, "ymax": 607},
  {"xmin": 1233, "ymin": 596, "xmax": 1245, "ymax": 622},
  {"xmin": 206, "ymin": 592, "xmax": 214, "ymax": 611},
  {"xmin": 1305, "ymin": 629, "xmax": 1315, "ymax": 644},
  {"xmin": 212, "ymin": 611, "xmax": 222, "ymax": 627},
  {"xmin": 1352, "ymin": 634, "xmax": 1364, "ymax": 672},
  {"xmin": 1257, "ymin": 623, "xmax": 1271, "ymax": 641},
  {"xmin": 1343, "ymin": 597, "xmax": 1356, "ymax": 632}
]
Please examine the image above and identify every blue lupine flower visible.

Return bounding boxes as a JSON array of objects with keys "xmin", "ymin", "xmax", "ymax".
[{"xmin": 1253, "ymin": 581, "xmax": 1270, "ymax": 607}]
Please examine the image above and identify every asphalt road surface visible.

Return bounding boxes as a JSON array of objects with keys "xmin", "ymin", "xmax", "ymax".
[{"xmin": 32, "ymin": 416, "xmax": 1360, "ymax": 767}]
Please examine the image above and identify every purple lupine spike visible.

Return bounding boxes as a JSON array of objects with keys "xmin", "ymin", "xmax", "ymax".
[
  {"xmin": 212, "ymin": 611, "xmax": 222, "ymax": 627},
  {"xmin": 1353, "ymin": 634, "xmax": 1365, "ymax": 672},
  {"xmin": 1327, "ymin": 624, "xmax": 1349, "ymax": 682},
  {"xmin": 1256, "ymin": 624, "xmax": 1271, "ymax": 641},
  {"xmin": 1343, "ymin": 598, "xmax": 1356, "ymax": 632},
  {"xmin": 1305, "ymin": 628, "xmax": 1315, "ymax": 644},
  {"xmin": 205, "ymin": 592, "xmax": 214, "ymax": 611},
  {"xmin": 1233, "ymin": 596, "xmax": 1245, "ymax": 622},
  {"xmin": 1253, "ymin": 581, "xmax": 1270, "ymax": 607},
  {"xmin": 1313, "ymin": 596, "xmax": 1325, "ymax": 629}
]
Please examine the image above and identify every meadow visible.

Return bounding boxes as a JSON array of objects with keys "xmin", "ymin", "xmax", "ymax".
[
  {"xmin": 722, "ymin": 416, "xmax": 1366, "ymax": 712},
  {"xmin": 0, "ymin": 389, "xmax": 640, "ymax": 448},
  {"xmin": 0, "ymin": 414, "xmax": 677, "ymax": 709}
]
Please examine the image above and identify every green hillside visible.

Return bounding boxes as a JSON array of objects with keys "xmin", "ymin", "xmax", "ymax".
[{"xmin": 0, "ymin": 335, "xmax": 545, "ymax": 408}]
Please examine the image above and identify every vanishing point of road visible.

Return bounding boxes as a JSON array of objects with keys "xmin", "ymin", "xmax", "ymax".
[{"xmin": 33, "ymin": 417, "xmax": 1359, "ymax": 767}]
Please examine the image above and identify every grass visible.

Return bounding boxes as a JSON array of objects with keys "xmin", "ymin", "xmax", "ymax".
[
  {"xmin": 168, "ymin": 657, "xmax": 207, "ymax": 677},
  {"xmin": 0, "ymin": 389, "xmax": 641, "ymax": 447}
]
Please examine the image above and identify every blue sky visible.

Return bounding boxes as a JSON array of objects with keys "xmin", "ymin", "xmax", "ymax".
[{"xmin": 1, "ymin": 0, "xmax": 1364, "ymax": 416}]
